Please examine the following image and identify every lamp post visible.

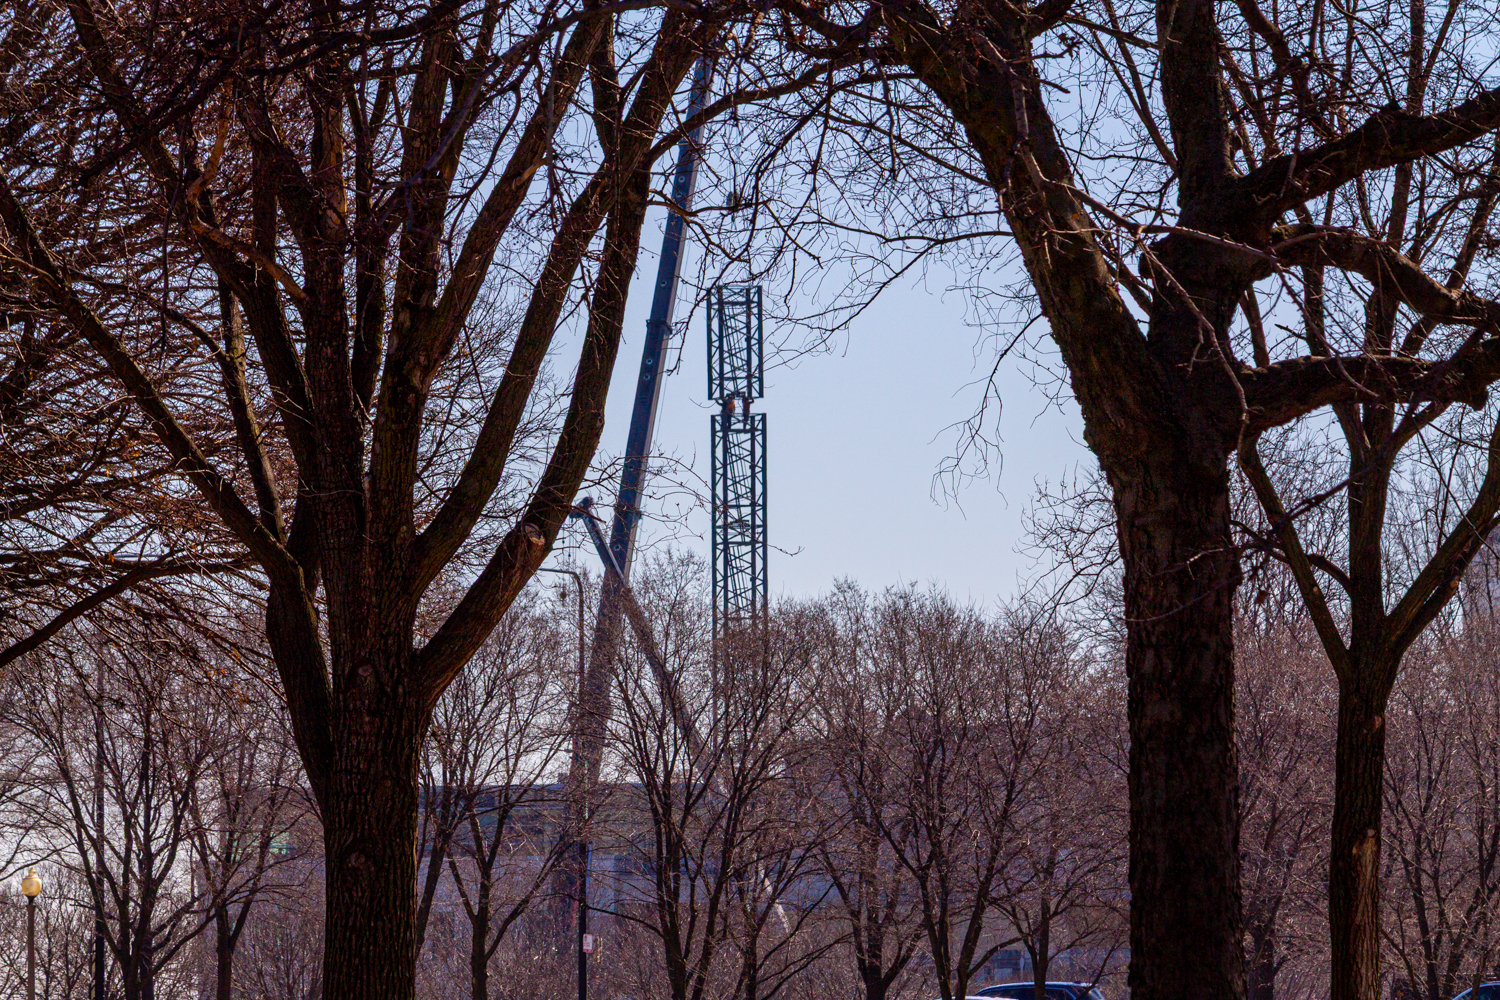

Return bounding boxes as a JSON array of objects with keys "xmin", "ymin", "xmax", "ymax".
[
  {"xmin": 537, "ymin": 566, "xmax": 588, "ymax": 1000},
  {"xmin": 22, "ymin": 867, "xmax": 42, "ymax": 1000}
]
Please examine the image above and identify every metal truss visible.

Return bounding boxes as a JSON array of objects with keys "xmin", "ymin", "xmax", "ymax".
[{"xmin": 708, "ymin": 285, "xmax": 767, "ymax": 634}]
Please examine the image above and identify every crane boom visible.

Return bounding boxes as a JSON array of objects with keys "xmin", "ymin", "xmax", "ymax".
[
  {"xmin": 554, "ymin": 58, "xmax": 713, "ymax": 940},
  {"xmin": 607, "ymin": 55, "xmax": 713, "ymax": 576},
  {"xmin": 568, "ymin": 54, "xmax": 710, "ymax": 781}
]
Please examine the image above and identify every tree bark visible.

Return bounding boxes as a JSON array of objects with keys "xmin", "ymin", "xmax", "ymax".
[
  {"xmin": 470, "ymin": 898, "xmax": 490, "ymax": 1000},
  {"xmin": 1329, "ymin": 680, "xmax": 1388, "ymax": 1000},
  {"xmin": 320, "ymin": 673, "xmax": 424, "ymax": 1000},
  {"xmin": 1246, "ymin": 921, "xmax": 1277, "ymax": 1000},
  {"xmin": 1031, "ymin": 896, "xmax": 1051, "ymax": 1000},
  {"xmin": 215, "ymin": 919, "xmax": 234, "ymax": 1000},
  {"xmin": 1114, "ymin": 450, "xmax": 1245, "ymax": 1000}
]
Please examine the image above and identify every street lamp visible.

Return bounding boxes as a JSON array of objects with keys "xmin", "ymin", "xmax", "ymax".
[
  {"xmin": 21, "ymin": 867, "xmax": 41, "ymax": 1000},
  {"xmin": 536, "ymin": 565, "xmax": 589, "ymax": 1000}
]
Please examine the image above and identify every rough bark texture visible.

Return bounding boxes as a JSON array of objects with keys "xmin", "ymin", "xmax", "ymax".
[
  {"xmin": 321, "ymin": 664, "xmax": 426, "ymax": 1000},
  {"xmin": 214, "ymin": 923, "xmax": 235, "ymax": 1000},
  {"xmin": 1115, "ymin": 454, "xmax": 1245, "ymax": 1000},
  {"xmin": 1329, "ymin": 682, "xmax": 1388, "ymax": 1000},
  {"xmin": 1247, "ymin": 922, "xmax": 1278, "ymax": 1000},
  {"xmin": 470, "ymin": 887, "xmax": 491, "ymax": 1000}
]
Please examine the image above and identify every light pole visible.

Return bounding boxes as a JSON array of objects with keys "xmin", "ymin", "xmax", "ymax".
[
  {"xmin": 536, "ymin": 566, "xmax": 587, "ymax": 1000},
  {"xmin": 22, "ymin": 867, "xmax": 42, "ymax": 1000}
]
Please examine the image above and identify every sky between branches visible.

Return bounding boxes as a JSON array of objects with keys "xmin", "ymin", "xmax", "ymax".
[{"xmin": 556, "ymin": 202, "xmax": 1091, "ymax": 608}]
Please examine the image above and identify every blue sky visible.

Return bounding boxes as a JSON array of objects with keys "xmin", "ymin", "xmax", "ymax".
[{"xmin": 554, "ymin": 209, "xmax": 1096, "ymax": 610}]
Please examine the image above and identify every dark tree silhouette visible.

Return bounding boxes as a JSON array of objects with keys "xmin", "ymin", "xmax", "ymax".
[{"xmin": 757, "ymin": 2, "xmax": 1500, "ymax": 999}]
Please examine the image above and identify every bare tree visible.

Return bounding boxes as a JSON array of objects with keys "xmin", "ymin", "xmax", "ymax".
[
  {"xmin": 1384, "ymin": 625, "xmax": 1500, "ymax": 1000},
  {"xmin": 849, "ymin": 587, "xmax": 1046, "ymax": 1000},
  {"xmin": 7, "ymin": 629, "xmax": 226, "ymax": 1000},
  {"xmin": 802, "ymin": 583, "xmax": 925, "ymax": 1000},
  {"xmin": 236, "ymin": 887, "xmax": 325, "ymax": 1000},
  {"xmin": 744, "ymin": 2, "xmax": 1500, "ymax": 997},
  {"xmin": 1235, "ymin": 603, "xmax": 1334, "ymax": 1000},
  {"xmin": 1235, "ymin": 98, "xmax": 1500, "ymax": 1000},
  {"xmin": 722, "ymin": 610, "xmax": 838, "ymax": 1000},
  {"xmin": 415, "ymin": 587, "xmax": 573, "ymax": 1000},
  {"xmin": 990, "ymin": 612, "xmax": 1127, "ymax": 1000},
  {"xmin": 604, "ymin": 555, "xmax": 816, "ymax": 1000},
  {"xmin": 0, "ymin": 872, "xmax": 96, "ymax": 1000},
  {"xmin": 0, "ymin": 0, "xmax": 820, "ymax": 993},
  {"xmin": 186, "ymin": 653, "xmax": 307, "ymax": 1000}
]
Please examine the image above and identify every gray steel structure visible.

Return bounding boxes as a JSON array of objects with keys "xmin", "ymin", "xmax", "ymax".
[{"xmin": 708, "ymin": 285, "xmax": 767, "ymax": 632}]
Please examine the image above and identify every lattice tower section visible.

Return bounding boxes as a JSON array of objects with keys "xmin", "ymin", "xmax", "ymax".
[{"xmin": 708, "ymin": 285, "xmax": 767, "ymax": 636}]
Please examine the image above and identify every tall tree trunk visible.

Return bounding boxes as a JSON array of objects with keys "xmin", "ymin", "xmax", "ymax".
[
  {"xmin": 321, "ymin": 685, "xmax": 424, "ymax": 1000},
  {"xmin": 1032, "ymin": 895, "xmax": 1052, "ymax": 1000},
  {"xmin": 1329, "ymin": 679, "xmax": 1388, "ymax": 1000},
  {"xmin": 122, "ymin": 931, "xmax": 155, "ymax": 1000},
  {"xmin": 1247, "ymin": 917, "xmax": 1277, "ymax": 1000},
  {"xmin": 470, "ymin": 904, "xmax": 490, "ymax": 1000},
  {"xmin": 1113, "ymin": 449, "xmax": 1245, "ymax": 1000},
  {"xmin": 743, "ymin": 939, "xmax": 760, "ymax": 1000},
  {"xmin": 215, "ymin": 918, "xmax": 234, "ymax": 1000}
]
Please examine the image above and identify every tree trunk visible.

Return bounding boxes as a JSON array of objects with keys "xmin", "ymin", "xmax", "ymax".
[
  {"xmin": 1032, "ymin": 895, "xmax": 1052, "ymax": 1000},
  {"xmin": 215, "ymin": 919, "xmax": 234, "ymax": 1000},
  {"xmin": 1113, "ymin": 448, "xmax": 1245, "ymax": 1000},
  {"xmin": 321, "ymin": 690, "xmax": 423, "ymax": 1000},
  {"xmin": 1329, "ymin": 680, "xmax": 1387, "ymax": 1000},
  {"xmin": 743, "ymin": 938, "xmax": 760, "ymax": 1000},
  {"xmin": 1247, "ymin": 917, "xmax": 1277, "ymax": 1000},
  {"xmin": 855, "ymin": 922, "xmax": 896, "ymax": 1000},
  {"xmin": 470, "ymin": 882, "xmax": 491, "ymax": 1000},
  {"xmin": 120, "ymin": 932, "xmax": 154, "ymax": 1000}
]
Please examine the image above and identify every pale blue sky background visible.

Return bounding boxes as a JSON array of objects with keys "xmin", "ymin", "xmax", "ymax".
[{"xmin": 551, "ymin": 209, "xmax": 1096, "ymax": 609}]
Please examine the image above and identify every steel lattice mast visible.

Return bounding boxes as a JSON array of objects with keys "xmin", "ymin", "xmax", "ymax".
[{"xmin": 708, "ymin": 284, "xmax": 767, "ymax": 635}]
